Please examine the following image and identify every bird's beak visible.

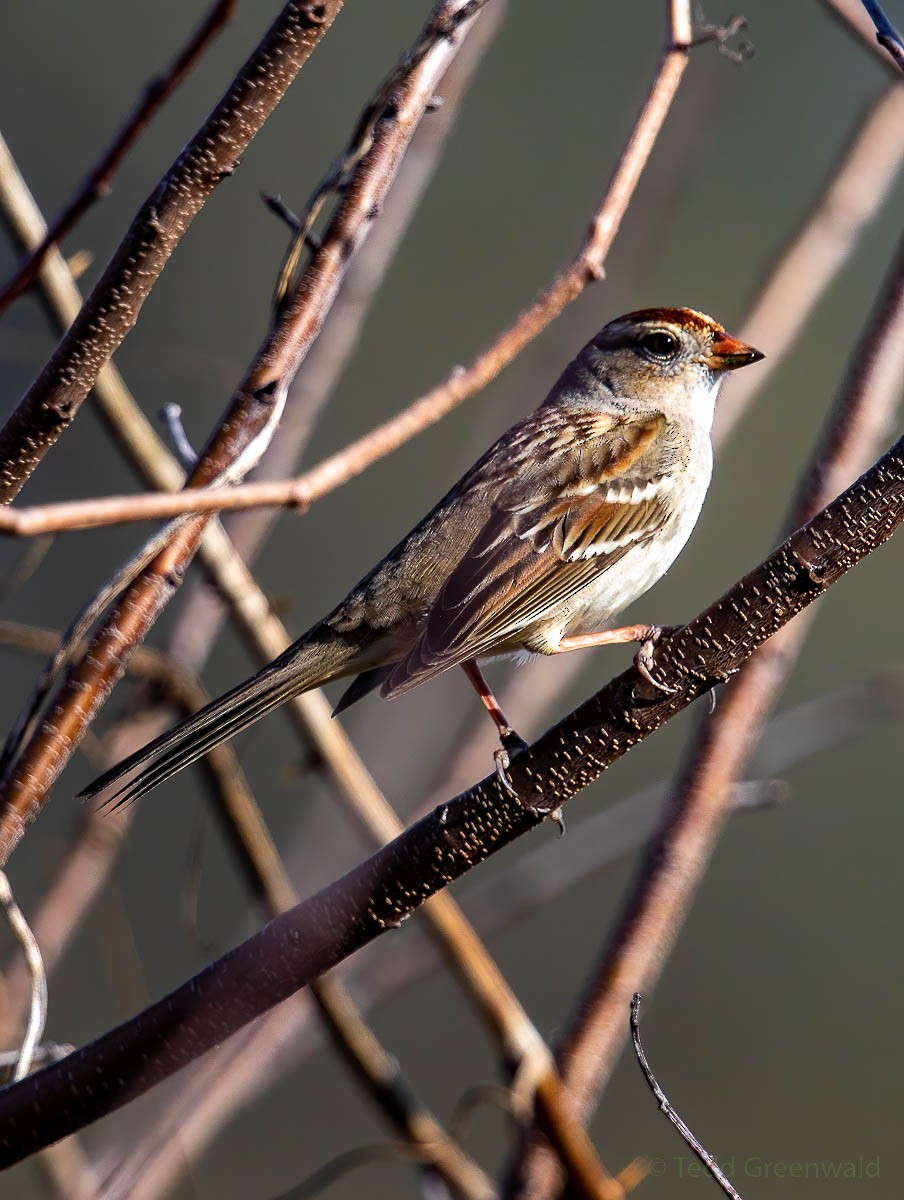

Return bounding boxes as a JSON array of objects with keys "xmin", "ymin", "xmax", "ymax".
[{"xmin": 704, "ymin": 332, "xmax": 764, "ymax": 371}]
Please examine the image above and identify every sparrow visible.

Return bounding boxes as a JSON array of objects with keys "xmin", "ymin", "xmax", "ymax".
[{"xmin": 80, "ymin": 307, "xmax": 762, "ymax": 808}]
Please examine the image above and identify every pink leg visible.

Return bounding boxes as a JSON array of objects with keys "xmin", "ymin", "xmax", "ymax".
[
  {"xmin": 461, "ymin": 661, "xmax": 528, "ymax": 797},
  {"xmin": 554, "ymin": 623, "xmax": 678, "ymax": 693},
  {"xmin": 461, "ymin": 660, "xmax": 525, "ymax": 746}
]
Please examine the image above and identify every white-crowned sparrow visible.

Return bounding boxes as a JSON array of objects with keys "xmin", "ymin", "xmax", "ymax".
[{"xmin": 81, "ymin": 307, "xmax": 762, "ymax": 806}]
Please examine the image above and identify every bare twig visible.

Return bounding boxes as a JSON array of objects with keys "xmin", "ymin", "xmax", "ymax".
[
  {"xmin": 858, "ymin": 0, "xmax": 904, "ymax": 71},
  {"xmin": 630, "ymin": 995, "xmax": 743, "ymax": 1200},
  {"xmin": 0, "ymin": 870, "xmax": 46, "ymax": 1080},
  {"xmin": 159, "ymin": 403, "xmax": 199, "ymax": 470},
  {"xmin": 2, "ymin": 417, "xmax": 904, "ymax": 1160},
  {"xmin": 0, "ymin": 0, "xmax": 237, "ymax": 316},
  {"xmin": 204, "ymin": 0, "xmax": 698, "ymax": 526},
  {"xmin": 0, "ymin": 0, "xmax": 483, "ymax": 861},
  {"xmin": 713, "ymin": 81, "xmax": 904, "ymax": 449},
  {"xmin": 90, "ymin": 664, "xmax": 903, "ymax": 1200},
  {"xmin": 157, "ymin": 532, "xmax": 624, "ymax": 1200},
  {"xmin": 167, "ymin": 0, "xmax": 506, "ymax": 672},
  {"xmin": 0, "ymin": 477, "xmax": 316, "ymax": 534},
  {"xmin": 513, "ymin": 222, "xmax": 904, "ymax": 1200},
  {"xmin": 4, "ymin": 7, "xmax": 613, "ymax": 1196},
  {"xmin": 0, "ymin": 0, "xmax": 342, "ymax": 502},
  {"xmin": 0, "ymin": 0, "xmax": 700, "ymax": 536}
]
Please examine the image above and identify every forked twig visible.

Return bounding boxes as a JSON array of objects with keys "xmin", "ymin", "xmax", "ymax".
[
  {"xmin": 0, "ymin": 0, "xmax": 485, "ymax": 862},
  {"xmin": 630, "ymin": 995, "xmax": 743, "ymax": 1200}
]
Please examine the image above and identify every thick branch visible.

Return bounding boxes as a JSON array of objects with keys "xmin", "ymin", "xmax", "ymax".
[
  {"xmin": 0, "ymin": 0, "xmax": 342, "ymax": 503},
  {"xmin": 0, "ymin": 426, "xmax": 902, "ymax": 1165},
  {"xmin": 0, "ymin": 0, "xmax": 485, "ymax": 861},
  {"xmin": 0, "ymin": 0, "xmax": 236, "ymax": 316}
]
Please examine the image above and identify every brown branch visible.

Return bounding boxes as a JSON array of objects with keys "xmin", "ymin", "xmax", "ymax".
[
  {"xmin": 0, "ymin": 132, "xmax": 185, "ymax": 491},
  {"xmin": 0, "ymin": 0, "xmax": 237, "ymax": 316},
  {"xmin": 1, "ymin": 411, "xmax": 904, "ymax": 1163},
  {"xmin": 0, "ymin": 0, "xmax": 485, "ymax": 862},
  {"xmin": 0, "ymin": 0, "xmax": 342, "ymax": 503},
  {"xmin": 713, "ymin": 80, "xmax": 904, "ymax": 449},
  {"xmin": 0, "ymin": 477, "xmax": 316, "ymax": 534},
  {"xmin": 168, "ymin": 0, "xmax": 507, "ymax": 673},
  {"xmin": 162, "ymin": 695, "xmax": 496, "ymax": 1200},
  {"xmin": 151, "ymin": 523, "xmax": 624, "ymax": 1200},
  {"xmin": 96, "ymin": 661, "xmax": 904, "ymax": 1200},
  {"xmin": 4, "ymin": 10, "xmax": 622, "ymax": 1193},
  {"xmin": 0, "ymin": 0, "xmax": 698, "ymax": 538},
  {"xmin": 511, "ymin": 225, "xmax": 904, "ymax": 1200}
]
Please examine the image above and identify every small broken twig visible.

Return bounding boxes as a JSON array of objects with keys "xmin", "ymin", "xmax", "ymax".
[{"xmin": 630, "ymin": 995, "xmax": 743, "ymax": 1200}]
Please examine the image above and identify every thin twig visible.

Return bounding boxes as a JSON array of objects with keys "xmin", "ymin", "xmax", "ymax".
[
  {"xmin": 0, "ymin": 0, "xmax": 481, "ymax": 861},
  {"xmin": 89, "ymin": 663, "xmax": 903, "ymax": 1200},
  {"xmin": 0, "ymin": 0, "xmax": 237, "ymax": 316},
  {"xmin": 4, "ymin": 7, "xmax": 614, "ymax": 1197},
  {"xmin": 514, "ymin": 213, "xmax": 904, "ymax": 1200},
  {"xmin": 713, "ymin": 80, "xmax": 904, "ymax": 449},
  {"xmin": 0, "ymin": 0, "xmax": 701, "ymax": 534},
  {"xmin": 630, "ymin": 995, "xmax": 743, "ymax": 1200},
  {"xmin": 10, "ymin": 0, "xmax": 703, "ymax": 540},
  {"xmin": 0, "ymin": 0, "xmax": 342, "ymax": 503},
  {"xmin": 0, "ymin": 478, "xmax": 315, "ymax": 534},
  {"xmin": 0, "ymin": 870, "xmax": 46, "ymax": 1080},
  {"xmin": 2, "ymin": 418, "xmax": 904, "ymax": 1160},
  {"xmin": 167, "ymin": 0, "xmax": 507, "ymax": 673}
]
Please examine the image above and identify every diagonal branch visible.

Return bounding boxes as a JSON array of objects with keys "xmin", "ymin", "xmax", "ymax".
[
  {"xmin": 0, "ymin": 0, "xmax": 237, "ymax": 316},
  {"xmin": 0, "ymin": 0, "xmax": 488, "ymax": 862},
  {"xmin": 1, "ymin": 417, "xmax": 903, "ymax": 1165},
  {"xmin": 0, "ymin": 0, "xmax": 342, "ymax": 503},
  {"xmin": 509, "ymin": 227, "xmax": 904, "ymax": 1200}
]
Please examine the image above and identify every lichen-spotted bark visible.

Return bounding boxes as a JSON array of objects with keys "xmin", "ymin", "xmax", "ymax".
[{"xmin": 0, "ymin": 0, "xmax": 342, "ymax": 503}]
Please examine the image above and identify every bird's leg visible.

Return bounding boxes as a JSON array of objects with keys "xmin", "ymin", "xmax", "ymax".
[
  {"xmin": 553, "ymin": 623, "xmax": 680, "ymax": 695},
  {"xmin": 461, "ymin": 661, "xmax": 528, "ymax": 797}
]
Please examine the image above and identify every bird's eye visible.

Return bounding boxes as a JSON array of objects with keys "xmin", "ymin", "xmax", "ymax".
[{"xmin": 638, "ymin": 331, "xmax": 679, "ymax": 361}]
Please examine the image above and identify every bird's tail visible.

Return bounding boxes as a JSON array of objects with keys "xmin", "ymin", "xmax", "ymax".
[{"xmin": 79, "ymin": 631, "xmax": 357, "ymax": 809}]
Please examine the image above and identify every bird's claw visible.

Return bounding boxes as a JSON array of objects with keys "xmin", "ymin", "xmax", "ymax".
[
  {"xmin": 494, "ymin": 728, "xmax": 529, "ymax": 797},
  {"xmin": 634, "ymin": 626, "xmax": 678, "ymax": 695}
]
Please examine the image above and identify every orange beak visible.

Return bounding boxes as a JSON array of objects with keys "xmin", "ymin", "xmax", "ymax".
[{"xmin": 704, "ymin": 332, "xmax": 764, "ymax": 371}]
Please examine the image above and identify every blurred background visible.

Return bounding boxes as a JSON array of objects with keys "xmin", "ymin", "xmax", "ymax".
[{"xmin": 0, "ymin": 1, "xmax": 903, "ymax": 1197}]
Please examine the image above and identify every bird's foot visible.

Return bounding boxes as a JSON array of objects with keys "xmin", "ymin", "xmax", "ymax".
[
  {"xmin": 634, "ymin": 625, "xmax": 680, "ymax": 695},
  {"xmin": 494, "ymin": 728, "xmax": 528, "ymax": 797}
]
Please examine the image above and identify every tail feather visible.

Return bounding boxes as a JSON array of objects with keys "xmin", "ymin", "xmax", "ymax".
[{"xmin": 79, "ymin": 633, "xmax": 355, "ymax": 807}]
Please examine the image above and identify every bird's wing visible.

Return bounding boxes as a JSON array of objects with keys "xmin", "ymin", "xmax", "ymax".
[{"xmin": 383, "ymin": 409, "xmax": 682, "ymax": 697}]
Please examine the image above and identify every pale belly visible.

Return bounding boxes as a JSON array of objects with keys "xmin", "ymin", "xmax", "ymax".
[{"xmin": 515, "ymin": 459, "xmax": 711, "ymax": 655}]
